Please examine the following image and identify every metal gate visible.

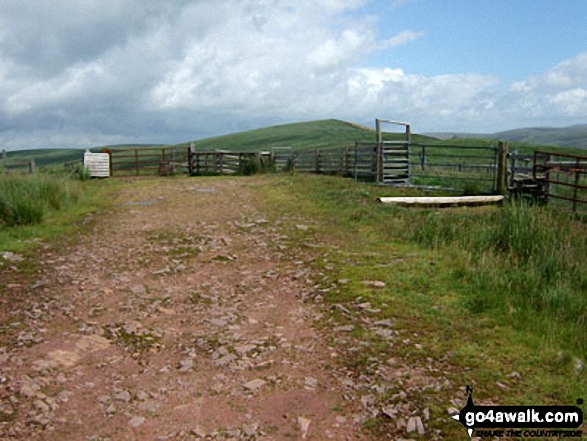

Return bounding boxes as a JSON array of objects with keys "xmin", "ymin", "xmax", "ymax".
[{"xmin": 380, "ymin": 140, "xmax": 410, "ymax": 184}]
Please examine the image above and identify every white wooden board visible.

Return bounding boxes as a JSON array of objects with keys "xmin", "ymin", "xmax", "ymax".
[
  {"xmin": 376, "ymin": 195, "xmax": 504, "ymax": 206},
  {"xmin": 84, "ymin": 152, "xmax": 110, "ymax": 178}
]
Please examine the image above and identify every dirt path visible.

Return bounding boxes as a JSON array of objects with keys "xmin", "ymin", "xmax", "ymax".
[{"xmin": 0, "ymin": 178, "xmax": 371, "ymax": 440}]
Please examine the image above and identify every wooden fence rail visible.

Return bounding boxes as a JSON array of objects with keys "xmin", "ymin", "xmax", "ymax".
[
  {"xmin": 533, "ymin": 150, "xmax": 587, "ymax": 212},
  {"xmin": 2, "ymin": 149, "xmax": 36, "ymax": 174}
]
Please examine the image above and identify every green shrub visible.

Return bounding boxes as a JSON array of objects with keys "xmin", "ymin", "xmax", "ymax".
[
  {"xmin": 240, "ymin": 157, "xmax": 260, "ymax": 176},
  {"xmin": 0, "ymin": 174, "xmax": 85, "ymax": 227}
]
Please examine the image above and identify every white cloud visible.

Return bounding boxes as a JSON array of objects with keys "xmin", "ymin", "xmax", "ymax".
[
  {"xmin": 505, "ymin": 52, "xmax": 587, "ymax": 123},
  {"xmin": 0, "ymin": 1, "xmax": 587, "ymax": 149},
  {"xmin": 377, "ymin": 30, "xmax": 424, "ymax": 49}
]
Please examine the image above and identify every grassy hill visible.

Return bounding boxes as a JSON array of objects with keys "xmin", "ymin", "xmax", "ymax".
[
  {"xmin": 4, "ymin": 120, "xmax": 587, "ymax": 170},
  {"xmin": 4, "ymin": 149, "xmax": 85, "ymax": 169},
  {"xmin": 427, "ymin": 124, "xmax": 587, "ymax": 149},
  {"xmin": 3, "ymin": 145, "xmax": 167, "ymax": 169},
  {"xmin": 173, "ymin": 119, "xmax": 434, "ymax": 151},
  {"xmin": 490, "ymin": 125, "xmax": 587, "ymax": 148}
]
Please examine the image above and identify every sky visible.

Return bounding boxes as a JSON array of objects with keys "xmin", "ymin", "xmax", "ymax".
[{"xmin": 1, "ymin": 0, "xmax": 587, "ymax": 150}]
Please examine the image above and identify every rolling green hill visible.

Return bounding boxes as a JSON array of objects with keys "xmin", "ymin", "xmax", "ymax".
[
  {"xmin": 427, "ymin": 124, "xmax": 587, "ymax": 149},
  {"xmin": 4, "ymin": 149, "xmax": 85, "ymax": 168},
  {"xmin": 4, "ymin": 120, "xmax": 586, "ymax": 170},
  {"xmin": 3, "ymin": 145, "xmax": 167, "ymax": 169},
  {"xmin": 489, "ymin": 125, "xmax": 587, "ymax": 148},
  {"xmin": 173, "ymin": 119, "xmax": 434, "ymax": 151}
]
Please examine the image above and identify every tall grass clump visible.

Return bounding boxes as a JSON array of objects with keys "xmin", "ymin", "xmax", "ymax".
[
  {"xmin": 405, "ymin": 201, "xmax": 587, "ymax": 356},
  {"xmin": 0, "ymin": 174, "xmax": 84, "ymax": 227}
]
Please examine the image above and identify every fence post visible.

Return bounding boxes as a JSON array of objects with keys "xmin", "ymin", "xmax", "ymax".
[
  {"xmin": 354, "ymin": 142, "xmax": 359, "ymax": 181},
  {"xmin": 496, "ymin": 141, "xmax": 508, "ymax": 195},
  {"xmin": 188, "ymin": 143, "xmax": 195, "ymax": 175},
  {"xmin": 509, "ymin": 149, "xmax": 517, "ymax": 187},
  {"xmin": 572, "ymin": 158, "xmax": 580, "ymax": 212},
  {"xmin": 134, "ymin": 149, "xmax": 139, "ymax": 176},
  {"xmin": 420, "ymin": 145, "xmax": 426, "ymax": 170},
  {"xmin": 376, "ymin": 119, "xmax": 382, "ymax": 183},
  {"xmin": 29, "ymin": 159, "xmax": 35, "ymax": 174},
  {"xmin": 108, "ymin": 150, "xmax": 113, "ymax": 177},
  {"xmin": 2, "ymin": 149, "xmax": 6, "ymax": 173}
]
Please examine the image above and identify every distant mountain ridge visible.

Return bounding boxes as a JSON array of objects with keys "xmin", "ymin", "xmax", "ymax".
[{"xmin": 426, "ymin": 124, "xmax": 587, "ymax": 149}]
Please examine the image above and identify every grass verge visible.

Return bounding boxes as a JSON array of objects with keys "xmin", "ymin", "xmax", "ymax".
[
  {"xmin": 250, "ymin": 173, "xmax": 586, "ymax": 439},
  {"xmin": 0, "ymin": 174, "xmax": 120, "ymax": 253}
]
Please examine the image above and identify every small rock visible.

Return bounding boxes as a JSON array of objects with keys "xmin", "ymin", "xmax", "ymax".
[
  {"xmin": 304, "ymin": 377, "xmax": 318, "ymax": 389},
  {"xmin": 136, "ymin": 391, "xmax": 149, "ymax": 401},
  {"xmin": 30, "ymin": 414, "xmax": 50, "ymax": 427},
  {"xmin": 423, "ymin": 407, "xmax": 430, "ymax": 420},
  {"xmin": 20, "ymin": 376, "xmax": 40, "ymax": 398},
  {"xmin": 0, "ymin": 403, "xmax": 14, "ymax": 416},
  {"xmin": 361, "ymin": 395, "xmax": 375, "ymax": 408},
  {"xmin": 32, "ymin": 400, "xmax": 50, "ymax": 413},
  {"xmin": 213, "ymin": 354, "xmax": 237, "ymax": 367},
  {"xmin": 234, "ymin": 344, "xmax": 256, "ymax": 354},
  {"xmin": 243, "ymin": 379, "xmax": 267, "ymax": 392},
  {"xmin": 190, "ymin": 427, "xmax": 207, "ymax": 437},
  {"xmin": 178, "ymin": 359, "xmax": 194, "ymax": 372},
  {"xmin": 406, "ymin": 417, "xmax": 417, "ymax": 433},
  {"xmin": 415, "ymin": 417, "xmax": 425, "ymax": 435},
  {"xmin": 333, "ymin": 325, "xmax": 354, "ymax": 333},
  {"xmin": 138, "ymin": 400, "xmax": 157, "ymax": 413},
  {"xmin": 130, "ymin": 285, "xmax": 147, "ymax": 295},
  {"xmin": 298, "ymin": 416, "xmax": 311, "ymax": 439},
  {"xmin": 295, "ymin": 224, "xmax": 309, "ymax": 231},
  {"xmin": 114, "ymin": 390, "xmax": 131, "ymax": 403},
  {"xmin": 242, "ymin": 422, "xmax": 258, "ymax": 437},
  {"xmin": 1, "ymin": 252, "xmax": 24, "ymax": 262},
  {"xmin": 382, "ymin": 406, "xmax": 396, "ymax": 418},
  {"xmin": 362, "ymin": 280, "xmax": 386, "ymax": 288},
  {"xmin": 447, "ymin": 407, "xmax": 460, "ymax": 416},
  {"xmin": 128, "ymin": 416, "xmax": 145, "ymax": 427},
  {"xmin": 496, "ymin": 381, "xmax": 510, "ymax": 390}
]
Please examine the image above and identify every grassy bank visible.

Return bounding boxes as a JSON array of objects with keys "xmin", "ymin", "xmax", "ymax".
[
  {"xmin": 0, "ymin": 174, "xmax": 86, "ymax": 226},
  {"xmin": 251, "ymin": 173, "xmax": 586, "ymax": 436},
  {"xmin": 0, "ymin": 173, "xmax": 119, "ymax": 253}
]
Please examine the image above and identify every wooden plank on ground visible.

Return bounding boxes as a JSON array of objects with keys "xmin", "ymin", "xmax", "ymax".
[{"xmin": 376, "ymin": 195, "xmax": 504, "ymax": 207}]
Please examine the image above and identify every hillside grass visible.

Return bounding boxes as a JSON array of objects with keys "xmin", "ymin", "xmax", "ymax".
[
  {"xmin": 0, "ymin": 173, "xmax": 119, "ymax": 253},
  {"xmin": 0, "ymin": 174, "xmax": 87, "ymax": 227},
  {"xmin": 252, "ymin": 172, "xmax": 586, "ymax": 436},
  {"xmin": 5, "ymin": 120, "xmax": 586, "ymax": 172},
  {"xmin": 172, "ymin": 119, "xmax": 434, "ymax": 152}
]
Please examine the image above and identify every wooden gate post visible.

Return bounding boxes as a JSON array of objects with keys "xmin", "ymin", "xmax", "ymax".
[
  {"xmin": 134, "ymin": 149, "xmax": 139, "ymax": 177},
  {"xmin": 188, "ymin": 142, "xmax": 195, "ymax": 175},
  {"xmin": 572, "ymin": 158, "xmax": 580, "ymax": 212},
  {"xmin": 315, "ymin": 150, "xmax": 321, "ymax": 173},
  {"xmin": 2, "ymin": 149, "xmax": 6, "ymax": 173},
  {"xmin": 496, "ymin": 141, "xmax": 508, "ymax": 195},
  {"xmin": 375, "ymin": 119, "xmax": 382, "ymax": 183}
]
